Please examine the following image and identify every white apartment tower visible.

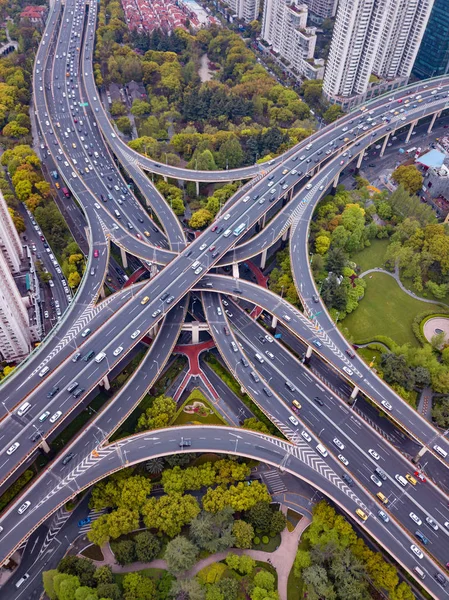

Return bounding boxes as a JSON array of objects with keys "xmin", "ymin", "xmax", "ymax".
[
  {"xmin": 0, "ymin": 250, "xmax": 32, "ymax": 362},
  {"xmin": 224, "ymin": 0, "xmax": 260, "ymax": 22},
  {"xmin": 302, "ymin": 0, "xmax": 338, "ymax": 19},
  {"xmin": 323, "ymin": 0, "xmax": 434, "ymax": 101},
  {"xmin": 0, "ymin": 189, "xmax": 23, "ymax": 273},
  {"xmin": 262, "ymin": 1, "xmax": 324, "ymax": 79}
]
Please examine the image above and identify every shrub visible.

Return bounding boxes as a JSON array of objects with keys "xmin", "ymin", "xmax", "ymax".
[
  {"xmin": 253, "ymin": 537, "xmax": 260, "ymax": 545},
  {"xmin": 262, "ymin": 536, "xmax": 269, "ymax": 544}
]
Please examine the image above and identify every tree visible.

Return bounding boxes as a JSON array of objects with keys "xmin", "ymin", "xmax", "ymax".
[
  {"xmin": 116, "ymin": 116, "xmax": 132, "ymax": 135},
  {"xmin": 111, "ymin": 539, "xmax": 136, "ymax": 565},
  {"xmin": 134, "ymin": 531, "xmax": 161, "ymax": 562},
  {"xmin": 189, "ymin": 208, "xmax": 213, "ymax": 229},
  {"xmin": 58, "ymin": 556, "xmax": 96, "ymax": 587},
  {"xmin": 142, "ymin": 493, "xmax": 200, "ymax": 537},
  {"xmin": 253, "ymin": 571, "xmax": 275, "ymax": 592},
  {"xmin": 270, "ymin": 510, "xmax": 287, "ymax": 535},
  {"xmin": 110, "ymin": 101, "xmax": 126, "ymax": 116},
  {"xmin": 93, "ymin": 565, "xmax": 114, "ymax": 586},
  {"xmin": 190, "ymin": 508, "xmax": 235, "ymax": 553},
  {"xmin": 391, "ymin": 165, "xmax": 423, "ymax": 195},
  {"xmin": 73, "ymin": 586, "xmax": 98, "ymax": 600},
  {"xmin": 232, "ymin": 519, "xmax": 254, "ymax": 548},
  {"xmin": 43, "ymin": 570, "xmax": 59, "ymax": 600},
  {"xmin": 53, "ymin": 573, "xmax": 80, "ymax": 600},
  {"xmin": 202, "ymin": 481, "xmax": 270, "ymax": 513},
  {"xmin": 315, "ymin": 235, "xmax": 330, "ymax": 255},
  {"xmin": 171, "ymin": 578, "xmax": 206, "ymax": 600},
  {"xmin": 218, "ymin": 578, "xmax": 239, "ymax": 600},
  {"xmin": 96, "ymin": 583, "xmax": 121, "ymax": 600},
  {"xmin": 122, "ymin": 572, "xmax": 157, "ymax": 600},
  {"xmin": 293, "ymin": 549, "xmax": 311, "ymax": 577},
  {"xmin": 323, "ymin": 105, "xmax": 344, "ymax": 123},
  {"xmin": 164, "ymin": 535, "xmax": 199, "ymax": 574},
  {"xmin": 242, "ymin": 417, "xmax": 269, "ymax": 434},
  {"xmin": 136, "ymin": 395, "xmax": 177, "ymax": 431},
  {"xmin": 247, "ymin": 501, "xmax": 273, "ymax": 530},
  {"xmin": 68, "ymin": 271, "xmax": 81, "ymax": 288}
]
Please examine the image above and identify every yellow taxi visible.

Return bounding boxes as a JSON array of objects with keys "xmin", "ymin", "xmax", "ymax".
[{"xmin": 355, "ymin": 508, "xmax": 368, "ymax": 521}]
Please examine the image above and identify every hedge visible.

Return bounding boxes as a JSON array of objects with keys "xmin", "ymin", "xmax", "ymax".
[{"xmin": 0, "ymin": 469, "xmax": 33, "ymax": 512}]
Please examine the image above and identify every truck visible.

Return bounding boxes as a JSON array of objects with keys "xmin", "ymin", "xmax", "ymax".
[
  {"xmin": 62, "ymin": 187, "xmax": 70, "ymax": 198},
  {"xmin": 51, "ymin": 170, "xmax": 58, "ymax": 180}
]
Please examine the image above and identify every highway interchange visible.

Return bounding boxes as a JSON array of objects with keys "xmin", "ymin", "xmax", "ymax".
[{"xmin": 1, "ymin": 0, "xmax": 449, "ymax": 595}]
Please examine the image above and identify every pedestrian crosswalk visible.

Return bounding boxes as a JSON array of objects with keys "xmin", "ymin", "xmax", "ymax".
[
  {"xmin": 262, "ymin": 469, "xmax": 288, "ymax": 494},
  {"xmin": 78, "ymin": 509, "xmax": 107, "ymax": 534}
]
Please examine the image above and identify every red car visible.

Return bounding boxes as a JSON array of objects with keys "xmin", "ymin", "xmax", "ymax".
[
  {"xmin": 74, "ymin": 118, "xmax": 78, "ymax": 123},
  {"xmin": 211, "ymin": 225, "xmax": 217, "ymax": 232},
  {"xmin": 414, "ymin": 471, "xmax": 426, "ymax": 483},
  {"xmin": 93, "ymin": 249, "xmax": 99, "ymax": 258}
]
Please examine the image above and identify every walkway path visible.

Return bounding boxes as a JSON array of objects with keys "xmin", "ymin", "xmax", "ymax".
[
  {"xmin": 360, "ymin": 266, "xmax": 447, "ymax": 307},
  {"xmin": 90, "ymin": 506, "xmax": 310, "ymax": 600}
]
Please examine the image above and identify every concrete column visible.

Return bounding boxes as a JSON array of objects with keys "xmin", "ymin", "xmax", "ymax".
[
  {"xmin": 120, "ymin": 246, "xmax": 128, "ymax": 269},
  {"xmin": 99, "ymin": 286, "xmax": 106, "ymax": 299},
  {"xmin": 241, "ymin": 386, "xmax": 246, "ymax": 395},
  {"xmin": 259, "ymin": 213, "xmax": 266, "ymax": 229},
  {"xmin": 356, "ymin": 150, "xmax": 365, "ymax": 169},
  {"xmin": 150, "ymin": 322, "xmax": 160, "ymax": 338},
  {"xmin": 271, "ymin": 315, "xmax": 278, "ymax": 329},
  {"xmin": 304, "ymin": 344, "xmax": 313, "ymax": 365},
  {"xmin": 102, "ymin": 374, "xmax": 110, "ymax": 390},
  {"xmin": 413, "ymin": 446, "xmax": 428, "ymax": 464},
  {"xmin": 282, "ymin": 228, "xmax": 289, "ymax": 242},
  {"xmin": 84, "ymin": 226, "xmax": 91, "ymax": 243},
  {"xmin": 39, "ymin": 439, "xmax": 51, "ymax": 453},
  {"xmin": 350, "ymin": 386, "xmax": 359, "ymax": 400},
  {"xmin": 232, "ymin": 262, "xmax": 239, "ymax": 279},
  {"xmin": 191, "ymin": 322, "xmax": 199, "ymax": 344},
  {"xmin": 332, "ymin": 173, "xmax": 339, "ymax": 189},
  {"xmin": 289, "ymin": 187, "xmax": 295, "ymax": 200},
  {"xmin": 405, "ymin": 120, "xmax": 417, "ymax": 143},
  {"xmin": 427, "ymin": 112, "xmax": 438, "ymax": 134},
  {"xmin": 379, "ymin": 133, "xmax": 390, "ymax": 158},
  {"xmin": 260, "ymin": 248, "xmax": 268, "ymax": 270},
  {"xmin": 195, "ymin": 181, "xmax": 200, "ymax": 196},
  {"xmin": 163, "ymin": 175, "xmax": 167, "ymax": 182}
]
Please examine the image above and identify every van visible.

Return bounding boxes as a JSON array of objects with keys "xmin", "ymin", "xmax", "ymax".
[
  {"xmin": 434, "ymin": 444, "xmax": 447, "ymax": 458},
  {"xmin": 84, "ymin": 350, "xmax": 95, "ymax": 362},
  {"xmin": 223, "ymin": 229, "xmax": 232, "ymax": 238},
  {"xmin": 395, "ymin": 474, "xmax": 407, "ymax": 487},
  {"xmin": 114, "ymin": 210, "xmax": 121, "ymax": 218},
  {"xmin": 39, "ymin": 365, "xmax": 50, "ymax": 378},
  {"xmin": 17, "ymin": 402, "xmax": 31, "ymax": 417},
  {"xmin": 355, "ymin": 509, "xmax": 368, "ymax": 521},
  {"xmin": 95, "ymin": 352, "xmax": 106, "ymax": 363},
  {"xmin": 191, "ymin": 261, "xmax": 200, "ymax": 270},
  {"xmin": 316, "ymin": 444, "xmax": 328, "ymax": 457},
  {"xmin": 413, "ymin": 566, "xmax": 426, "ymax": 580},
  {"xmin": 255, "ymin": 353, "xmax": 264, "ymax": 363},
  {"xmin": 376, "ymin": 492, "xmax": 388, "ymax": 504}
]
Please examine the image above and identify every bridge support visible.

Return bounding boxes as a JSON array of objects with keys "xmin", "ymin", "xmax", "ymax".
[
  {"xmin": 99, "ymin": 286, "xmax": 106, "ymax": 299},
  {"xmin": 356, "ymin": 150, "xmax": 365, "ymax": 169},
  {"xmin": 282, "ymin": 228, "xmax": 289, "ymax": 242},
  {"xmin": 427, "ymin": 111, "xmax": 439, "ymax": 134},
  {"xmin": 120, "ymin": 247, "xmax": 128, "ymax": 269},
  {"xmin": 304, "ymin": 344, "xmax": 313, "ymax": 365},
  {"xmin": 39, "ymin": 438, "xmax": 51, "ymax": 453},
  {"xmin": 260, "ymin": 248, "xmax": 268, "ymax": 270},
  {"xmin": 232, "ymin": 262, "xmax": 239, "ymax": 279},
  {"xmin": 102, "ymin": 374, "xmax": 110, "ymax": 390},
  {"xmin": 271, "ymin": 315, "xmax": 278, "ymax": 329},
  {"xmin": 191, "ymin": 322, "xmax": 200, "ymax": 344},
  {"xmin": 405, "ymin": 120, "xmax": 417, "ymax": 143},
  {"xmin": 150, "ymin": 322, "xmax": 160, "ymax": 338},
  {"xmin": 350, "ymin": 386, "xmax": 359, "ymax": 400},
  {"xmin": 379, "ymin": 133, "xmax": 390, "ymax": 158},
  {"xmin": 195, "ymin": 181, "xmax": 200, "ymax": 196},
  {"xmin": 412, "ymin": 445, "xmax": 428, "ymax": 464},
  {"xmin": 84, "ymin": 226, "xmax": 91, "ymax": 244},
  {"xmin": 163, "ymin": 175, "xmax": 167, "ymax": 182},
  {"xmin": 259, "ymin": 214, "xmax": 266, "ymax": 229},
  {"xmin": 332, "ymin": 173, "xmax": 339, "ymax": 189}
]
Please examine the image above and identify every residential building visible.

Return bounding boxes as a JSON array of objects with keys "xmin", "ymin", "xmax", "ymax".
[
  {"xmin": 413, "ymin": 0, "xmax": 449, "ymax": 79},
  {"xmin": 323, "ymin": 0, "xmax": 434, "ymax": 106},
  {"xmin": 223, "ymin": 0, "xmax": 260, "ymax": 22},
  {"xmin": 261, "ymin": 1, "xmax": 325, "ymax": 80},
  {"xmin": 0, "ymin": 250, "xmax": 32, "ymax": 362},
  {"xmin": 0, "ymin": 190, "xmax": 23, "ymax": 274},
  {"xmin": 20, "ymin": 5, "xmax": 48, "ymax": 29},
  {"xmin": 302, "ymin": 0, "xmax": 338, "ymax": 19}
]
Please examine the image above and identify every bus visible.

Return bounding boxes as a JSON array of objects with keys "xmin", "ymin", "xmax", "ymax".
[
  {"xmin": 233, "ymin": 223, "xmax": 246, "ymax": 236},
  {"xmin": 62, "ymin": 187, "xmax": 70, "ymax": 198}
]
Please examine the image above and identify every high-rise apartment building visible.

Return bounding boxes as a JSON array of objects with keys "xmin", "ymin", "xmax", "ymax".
[
  {"xmin": 0, "ymin": 190, "xmax": 23, "ymax": 274},
  {"xmin": 262, "ymin": 1, "xmax": 325, "ymax": 80},
  {"xmin": 323, "ymin": 0, "xmax": 434, "ymax": 104},
  {"xmin": 302, "ymin": 0, "xmax": 338, "ymax": 19},
  {"xmin": 222, "ymin": 0, "xmax": 260, "ymax": 22},
  {"xmin": 413, "ymin": 0, "xmax": 449, "ymax": 79}
]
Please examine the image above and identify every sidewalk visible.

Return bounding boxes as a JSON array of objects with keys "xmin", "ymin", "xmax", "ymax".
[{"xmin": 90, "ymin": 505, "xmax": 310, "ymax": 600}]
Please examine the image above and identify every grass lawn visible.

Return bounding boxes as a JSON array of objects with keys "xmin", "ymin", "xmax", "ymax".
[
  {"xmin": 286, "ymin": 508, "xmax": 302, "ymax": 531},
  {"xmin": 172, "ymin": 389, "xmax": 226, "ymax": 426},
  {"xmin": 343, "ymin": 272, "xmax": 440, "ymax": 347},
  {"xmin": 80, "ymin": 544, "xmax": 104, "ymax": 561},
  {"xmin": 356, "ymin": 347, "xmax": 384, "ymax": 366},
  {"xmin": 352, "ymin": 239, "xmax": 389, "ymax": 272},
  {"xmin": 114, "ymin": 567, "xmax": 166, "ymax": 588},
  {"xmin": 287, "ymin": 537, "xmax": 309, "ymax": 600},
  {"xmin": 252, "ymin": 533, "xmax": 281, "ymax": 552}
]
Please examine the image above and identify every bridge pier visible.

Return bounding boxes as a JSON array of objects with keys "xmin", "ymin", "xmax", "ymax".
[
  {"xmin": 379, "ymin": 133, "xmax": 390, "ymax": 158},
  {"xmin": 39, "ymin": 439, "xmax": 51, "ymax": 454},
  {"xmin": 271, "ymin": 315, "xmax": 278, "ymax": 329},
  {"xmin": 350, "ymin": 386, "xmax": 359, "ymax": 400},
  {"xmin": 282, "ymin": 228, "xmax": 289, "ymax": 243},
  {"xmin": 405, "ymin": 120, "xmax": 417, "ymax": 143},
  {"xmin": 356, "ymin": 150, "xmax": 365, "ymax": 169},
  {"xmin": 260, "ymin": 248, "xmax": 268, "ymax": 270},
  {"xmin": 163, "ymin": 175, "xmax": 167, "ymax": 182},
  {"xmin": 195, "ymin": 181, "xmax": 200, "ymax": 196},
  {"xmin": 259, "ymin": 213, "xmax": 266, "ymax": 229},
  {"xmin": 99, "ymin": 286, "xmax": 106, "ymax": 299},
  {"xmin": 120, "ymin": 247, "xmax": 128, "ymax": 269},
  {"xmin": 84, "ymin": 226, "xmax": 91, "ymax": 244},
  {"xmin": 304, "ymin": 344, "xmax": 313, "ymax": 365},
  {"xmin": 150, "ymin": 322, "xmax": 160, "ymax": 338},
  {"xmin": 412, "ymin": 445, "xmax": 428, "ymax": 464},
  {"xmin": 102, "ymin": 374, "xmax": 110, "ymax": 390},
  {"xmin": 332, "ymin": 173, "xmax": 339, "ymax": 189},
  {"xmin": 232, "ymin": 262, "xmax": 239, "ymax": 279},
  {"xmin": 191, "ymin": 322, "xmax": 200, "ymax": 344},
  {"xmin": 427, "ymin": 111, "xmax": 440, "ymax": 134}
]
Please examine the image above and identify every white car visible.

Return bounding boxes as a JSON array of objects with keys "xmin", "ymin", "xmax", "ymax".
[
  {"xmin": 199, "ymin": 243, "xmax": 207, "ymax": 251},
  {"xmin": 113, "ymin": 346, "xmax": 123, "ymax": 356},
  {"xmin": 370, "ymin": 474, "xmax": 382, "ymax": 487},
  {"xmin": 223, "ymin": 213, "xmax": 231, "ymax": 220},
  {"xmin": 288, "ymin": 415, "xmax": 299, "ymax": 427},
  {"xmin": 265, "ymin": 335, "xmax": 274, "ymax": 343},
  {"xmin": 50, "ymin": 411, "xmax": 62, "ymax": 423},
  {"xmin": 368, "ymin": 449, "xmax": 380, "ymax": 460},
  {"xmin": 301, "ymin": 430, "xmax": 312, "ymax": 442},
  {"xmin": 381, "ymin": 400, "xmax": 392, "ymax": 411},
  {"xmin": 338, "ymin": 454, "xmax": 349, "ymax": 466},
  {"xmin": 343, "ymin": 366, "xmax": 353, "ymax": 376},
  {"xmin": 17, "ymin": 501, "xmax": 31, "ymax": 515},
  {"xmin": 131, "ymin": 330, "xmax": 140, "ymax": 339},
  {"xmin": 6, "ymin": 442, "xmax": 20, "ymax": 455},
  {"xmin": 426, "ymin": 516, "xmax": 438, "ymax": 531},
  {"xmin": 333, "ymin": 438, "xmax": 344, "ymax": 450},
  {"xmin": 94, "ymin": 203, "xmax": 100, "ymax": 209},
  {"xmin": 410, "ymin": 544, "xmax": 423, "ymax": 559},
  {"xmin": 409, "ymin": 512, "xmax": 422, "ymax": 526}
]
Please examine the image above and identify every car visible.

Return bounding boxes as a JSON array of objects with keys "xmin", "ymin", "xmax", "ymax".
[
  {"xmin": 414, "ymin": 471, "xmax": 426, "ymax": 482},
  {"xmin": 152, "ymin": 309, "xmax": 162, "ymax": 318},
  {"xmin": 406, "ymin": 473, "xmax": 417, "ymax": 486},
  {"xmin": 72, "ymin": 352, "xmax": 81, "ymax": 362},
  {"xmin": 409, "ymin": 513, "xmax": 422, "ymax": 526},
  {"xmin": 265, "ymin": 335, "xmax": 274, "ymax": 343},
  {"xmin": 368, "ymin": 449, "xmax": 380, "ymax": 460},
  {"xmin": 338, "ymin": 454, "xmax": 349, "ymax": 466},
  {"xmin": 44, "ymin": 310, "xmax": 49, "ymax": 319},
  {"xmin": 131, "ymin": 330, "xmax": 140, "ymax": 339},
  {"xmin": 312, "ymin": 339, "xmax": 322, "ymax": 348},
  {"xmin": 50, "ymin": 411, "xmax": 62, "ymax": 423},
  {"xmin": 435, "ymin": 573, "xmax": 447, "ymax": 587},
  {"xmin": 199, "ymin": 243, "xmax": 207, "ymax": 251},
  {"xmin": 289, "ymin": 415, "xmax": 299, "ymax": 427},
  {"xmin": 62, "ymin": 452, "xmax": 74, "ymax": 465},
  {"xmin": 301, "ymin": 430, "xmax": 312, "ymax": 442},
  {"xmin": 223, "ymin": 213, "xmax": 231, "ymax": 220},
  {"xmin": 113, "ymin": 346, "xmax": 123, "ymax": 356},
  {"xmin": 370, "ymin": 474, "xmax": 382, "ymax": 487},
  {"xmin": 345, "ymin": 348, "xmax": 355, "ymax": 359},
  {"xmin": 381, "ymin": 400, "xmax": 392, "ymax": 411},
  {"xmin": 314, "ymin": 396, "xmax": 324, "ymax": 406},
  {"xmin": 258, "ymin": 335, "xmax": 266, "ymax": 344},
  {"xmin": 18, "ymin": 501, "xmax": 31, "ymax": 515},
  {"xmin": 425, "ymin": 516, "xmax": 439, "ymax": 531},
  {"xmin": 78, "ymin": 517, "xmax": 92, "ymax": 527},
  {"xmin": 342, "ymin": 366, "xmax": 353, "ymax": 375},
  {"xmin": 211, "ymin": 225, "xmax": 217, "ymax": 232},
  {"xmin": 378, "ymin": 510, "xmax": 389, "ymax": 523},
  {"xmin": 263, "ymin": 387, "xmax": 273, "ymax": 397},
  {"xmin": 209, "ymin": 245, "xmax": 216, "ymax": 252},
  {"xmin": 415, "ymin": 530, "xmax": 429, "ymax": 545},
  {"xmin": 179, "ymin": 439, "xmax": 192, "ymax": 447},
  {"xmin": 6, "ymin": 442, "xmax": 20, "ymax": 455},
  {"xmin": 333, "ymin": 438, "xmax": 344, "ymax": 450},
  {"xmin": 342, "ymin": 473, "xmax": 354, "ymax": 487},
  {"xmin": 410, "ymin": 545, "xmax": 423, "ymax": 559},
  {"xmin": 81, "ymin": 328, "xmax": 91, "ymax": 338}
]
